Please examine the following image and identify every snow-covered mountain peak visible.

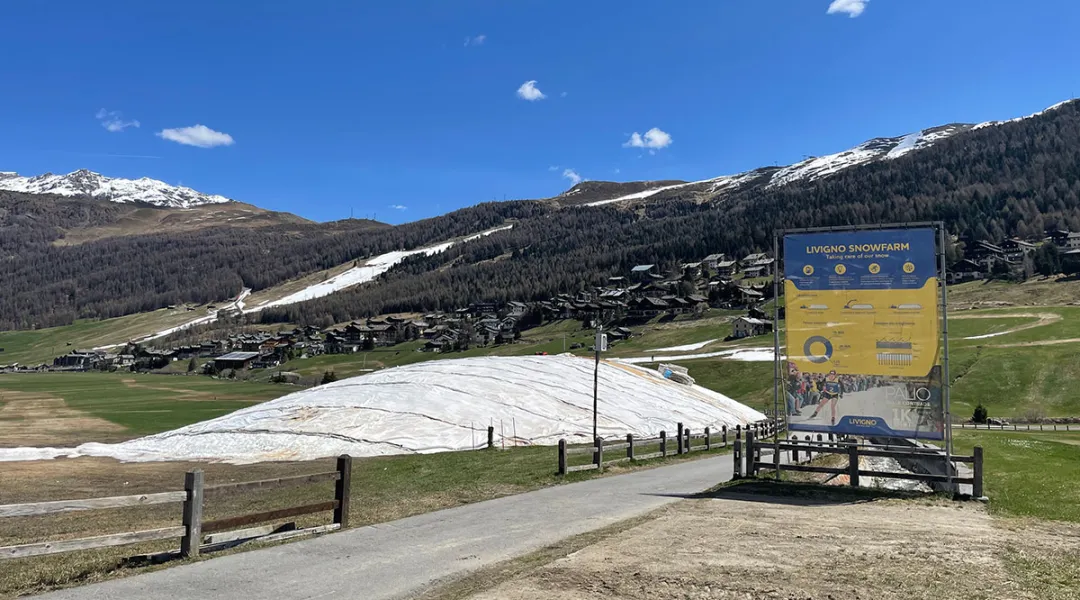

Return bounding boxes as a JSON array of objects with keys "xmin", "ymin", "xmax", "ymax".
[{"xmin": 0, "ymin": 169, "xmax": 233, "ymax": 208}]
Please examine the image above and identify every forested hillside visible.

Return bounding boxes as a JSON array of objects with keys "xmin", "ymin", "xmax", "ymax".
[
  {"xmin": 3, "ymin": 100, "xmax": 1079, "ymax": 331},
  {"xmin": 0, "ymin": 198, "xmax": 544, "ymax": 330},
  {"xmin": 259, "ymin": 101, "xmax": 1080, "ymax": 326}
]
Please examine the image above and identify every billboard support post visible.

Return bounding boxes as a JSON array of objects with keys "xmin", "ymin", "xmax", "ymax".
[
  {"xmin": 772, "ymin": 232, "xmax": 782, "ymax": 480},
  {"xmin": 938, "ymin": 223, "xmax": 954, "ymax": 491},
  {"xmin": 772, "ymin": 233, "xmax": 781, "ymax": 431}
]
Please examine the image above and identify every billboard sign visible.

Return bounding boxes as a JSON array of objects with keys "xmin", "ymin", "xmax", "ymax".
[{"xmin": 783, "ymin": 227, "xmax": 944, "ymax": 439}]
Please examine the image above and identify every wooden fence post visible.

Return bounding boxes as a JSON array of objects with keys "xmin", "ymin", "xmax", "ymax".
[
  {"xmin": 705, "ymin": 427, "xmax": 711, "ymax": 451},
  {"xmin": 745, "ymin": 431, "xmax": 755, "ymax": 477},
  {"xmin": 722, "ymin": 425, "xmax": 728, "ymax": 447},
  {"xmin": 848, "ymin": 444, "xmax": 860, "ymax": 488},
  {"xmin": 676, "ymin": 422, "xmax": 684, "ymax": 455},
  {"xmin": 805, "ymin": 435, "xmax": 813, "ymax": 461},
  {"xmin": 593, "ymin": 436, "xmax": 603, "ymax": 468},
  {"xmin": 973, "ymin": 446, "xmax": 984, "ymax": 498},
  {"xmin": 733, "ymin": 438, "xmax": 742, "ymax": 478},
  {"xmin": 773, "ymin": 437, "xmax": 781, "ymax": 478},
  {"xmin": 487, "ymin": 426, "xmax": 495, "ymax": 449},
  {"xmin": 660, "ymin": 431, "xmax": 668, "ymax": 457},
  {"xmin": 558, "ymin": 439, "xmax": 567, "ymax": 475},
  {"xmin": 626, "ymin": 434, "xmax": 634, "ymax": 460},
  {"xmin": 684, "ymin": 428, "xmax": 691, "ymax": 453},
  {"xmin": 791, "ymin": 436, "xmax": 799, "ymax": 463},
  {"xmin": 181, "ymin": 469, "xmax": 204, "ymax": 559},
  {"xmin": 334, "ymin": 455, "xmax": 352, "ymax": 529}
]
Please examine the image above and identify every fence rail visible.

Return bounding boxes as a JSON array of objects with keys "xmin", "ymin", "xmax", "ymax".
[
  {"xmin": 740, "ymin": 432, "xmax": 985, "ymax": 498},
  {"xmin": 955, "ymin": 422, "xmax": 1074, "ymax": 432},
  {"xmin": 0, "ymin": 455, "xmax": 353, "ymax": 561},
  {"xmin": 557, "ymin": 419, "xmax": 783, "ymax": 476}
]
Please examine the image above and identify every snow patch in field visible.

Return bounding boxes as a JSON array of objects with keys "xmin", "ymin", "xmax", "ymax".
[
  {"xmin": 0, "ymin": 447, "xmax": 78, "ymax": 462},
  {"xmin": 0, "ymin": 356, "xmax": 764, "ymax": 464},
  {"xmin": 646, "ymin": 339, "xmax": 719, "ymax": 353},
  {"xmin": 619, "ymin": 347, "xmax": 778, "ymax": 364},
  {"xmin": 962, "ymin": 330, "xmax": 1011, "ymax": 340}
]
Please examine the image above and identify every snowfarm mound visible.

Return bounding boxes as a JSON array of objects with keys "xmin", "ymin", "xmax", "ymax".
[{"xmin": 3, "ymin": 355, "xmax": 765, "ymax": 464}]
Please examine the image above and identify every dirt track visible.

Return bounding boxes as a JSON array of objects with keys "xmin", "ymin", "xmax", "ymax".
[{"xmin": 471, "ymin": 488, "xmax": 1080, "ymax": 600}]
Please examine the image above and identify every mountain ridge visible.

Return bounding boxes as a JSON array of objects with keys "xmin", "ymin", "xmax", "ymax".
[
  {"xmin": 0, "ymin": 169, "xmax": 232, "ymax": 209},
  {"xmin": 3, "ymin": 97, "xmax": 1080, "ymax": 331},
  {"xmin": 552, "ymin": 99, "xmax": 1077, "ymax": 208}
]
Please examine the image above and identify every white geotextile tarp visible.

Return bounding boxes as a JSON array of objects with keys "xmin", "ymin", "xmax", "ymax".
[{"xmin": 5, "ymin": 355, "xmax": 764, "ymax": 464}]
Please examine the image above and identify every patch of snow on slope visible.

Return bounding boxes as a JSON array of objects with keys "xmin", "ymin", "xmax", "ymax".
[
  {"xmin": 769, "ymin": 142, "xmax": 886, "ymax": 188},
  {"xmin": 89, "ymin": 225, "xmax": 510, "ymax": 351},
  {"xmin": 974, "ymin": 98, "xmax": 1075, "ymax": 130},
  {"xmin": 584, "ymin": 182, "xmax": 692, "ymax": 206},
  {"xmin": 0, "ymin": 355, "xmax": 765, "ymax": 463},
  {"xmin": 886, "ymin": 133, "xmax": 921, "ymax": 159},
  {"xmin": 584, "ymin": 173, "xmax": 757, "ymax": 207},
  {"xmin": 95, "ymin": 289, "xmax": 252, "ymax": 350},
  {"xmin": 247, "ymin": 224, "xmax": 513, "ymax": 312}
]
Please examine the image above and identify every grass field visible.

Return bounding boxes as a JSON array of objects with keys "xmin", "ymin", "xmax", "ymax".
[
  {"xmin": 951, "ymin": 430, "xmax": 1080, "ymax": 523},
  {"xmin": 0, "ymin": 373, "xmax": 287, "ymax": 439},
  {"xmin": 948, "ymin": 277, "xmax": 1080, "ymax": 307}
]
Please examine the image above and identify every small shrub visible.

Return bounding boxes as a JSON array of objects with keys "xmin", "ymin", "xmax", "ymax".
[{"xmin": 973, "ymin": 403, "xmax": 989, "ymax": 423}]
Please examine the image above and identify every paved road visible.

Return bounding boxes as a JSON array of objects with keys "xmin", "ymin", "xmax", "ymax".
[{"xmin": 39, "ymin": 454, "xmax": 737, "ymax": 600}]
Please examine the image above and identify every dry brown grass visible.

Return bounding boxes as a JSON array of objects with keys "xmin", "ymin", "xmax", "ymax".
[
  {"xmin": 0, "ymin": 391, "xmax": 126, "ymax": 447},
  {"xmin": 53, "ymin": 202, "xmax": 311, "ymax": 246}
]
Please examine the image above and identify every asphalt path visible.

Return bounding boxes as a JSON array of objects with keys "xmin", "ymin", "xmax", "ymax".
[{"xmin": 38, "ymin": 453, "xmax": 738, "ymax": 600}]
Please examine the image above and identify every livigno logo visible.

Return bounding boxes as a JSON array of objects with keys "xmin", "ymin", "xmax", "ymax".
[{"xmin": 846, "ymin": 417, "xmax": 879, "ymax": 428}]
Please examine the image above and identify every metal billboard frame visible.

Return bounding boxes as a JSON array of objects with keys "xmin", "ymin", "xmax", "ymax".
[{"xmin": 772, "ymin": 221, "xmax": 953, "ymax": 489}]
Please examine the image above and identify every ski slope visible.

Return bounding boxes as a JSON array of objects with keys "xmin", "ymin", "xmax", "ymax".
[
  {"xmin": 93, "ymin": 225, "xmax": 513, "ymax": 350},
  {"xmin": 1, "ymin": 355, "xmax": 765, "ymax": 464},
  {"xmin": 247, "ymin": 225, "xmax": 513, "ymax": 312}
]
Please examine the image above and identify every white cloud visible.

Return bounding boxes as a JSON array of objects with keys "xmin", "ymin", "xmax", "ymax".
[
  {"xmin": 95, "ymin": 109, "xmax": 140, "ymax": 132},
  {"xmin": 548, "ymin": 165, "xmax": 560, "ymax": 171},
  {"xmin": 827, "ymin": 0, "xmax": 868, "ymax": 17},
  {"xmin": 562, "ymin": 168, "xmax": 582, "ymax": 185},
  {"xmin": 623, "ymin": 127, "xmax": 673, "ymax": 151},
  {"xmin": 464, "ymin": 34, "xmax": 486, "ymax": 47},
  {"xmin": 613, "ymin": 168, "xmax": 621, "ymax": 174},
  {"xmin": 157, "ymin": 124, "xmax": 235, "ymax": 148},
  {"xmin": 389, "ymin": 204, "xmax": 408, "ymax": 210},
  {"xmin": 517, "ymin": 80, "xmax": 546, "ymax": 101},
  {"xmin": 560, "ymin": 91, "xmax": 568, "ymax": 98}
]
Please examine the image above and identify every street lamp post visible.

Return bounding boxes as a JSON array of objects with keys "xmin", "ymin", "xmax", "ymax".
[{"xmin": 593, "ymin": 323, "xmax": 606, "ymax": 442}]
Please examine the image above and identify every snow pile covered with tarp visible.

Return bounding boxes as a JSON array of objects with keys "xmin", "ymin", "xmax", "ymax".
[{"xmin": 3, "ymin": 355, "xmax": 764, "ymax": 464}]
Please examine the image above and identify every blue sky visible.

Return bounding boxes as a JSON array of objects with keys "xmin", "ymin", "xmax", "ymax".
[{"xmin": 1, "ymin": 0, "xmax": 1078, "ymax": 224}]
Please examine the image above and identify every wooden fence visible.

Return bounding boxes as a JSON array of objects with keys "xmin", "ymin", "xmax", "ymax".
[
  {"xmin": 956, "ymin": 422, "xmax": 1074, "ymax": 432},
  {"xmin": 558, "ymin": 420, "xmax": 783, "ymax": 475},
  {"xmin": 0, "ymin": 455, "xmax": 353, "ymax": 561},
  {"xmin": 739, "ymin": 433, "xmax": 984, "ymax": 497}
]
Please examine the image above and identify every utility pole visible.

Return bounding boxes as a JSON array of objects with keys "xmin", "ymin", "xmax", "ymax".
[{"xmin": 593, "ymin": 323, "xmax": 605, "ymax": 443}]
